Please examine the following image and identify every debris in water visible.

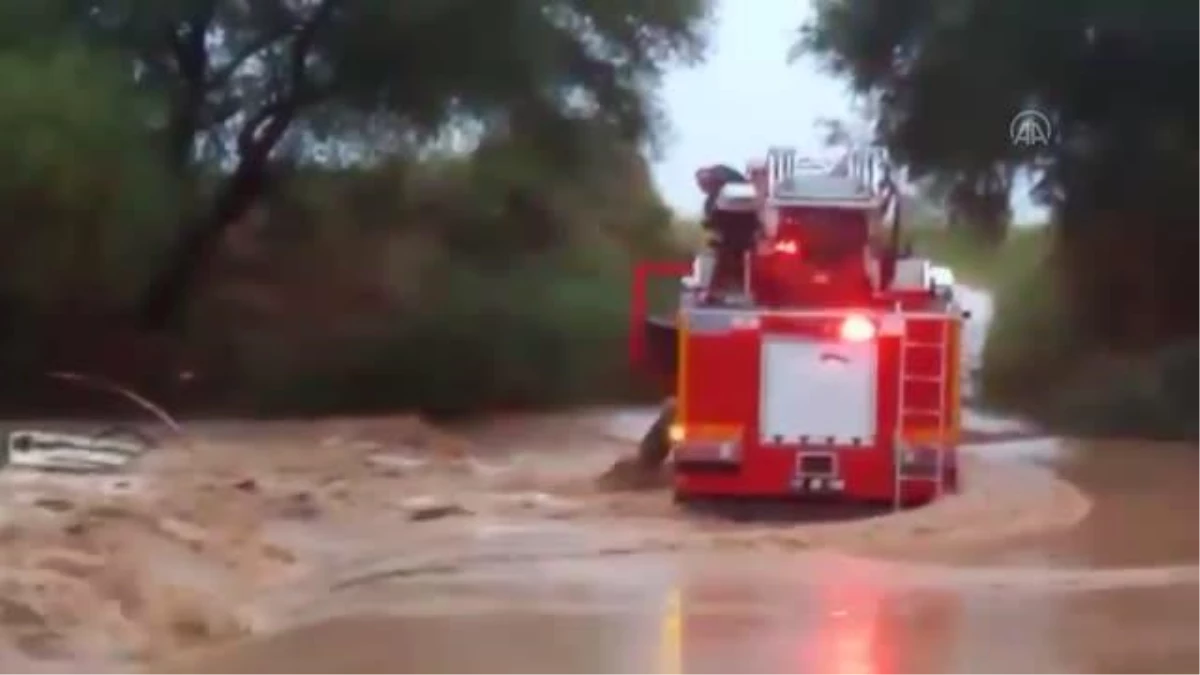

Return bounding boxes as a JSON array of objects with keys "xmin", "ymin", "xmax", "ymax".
[
  {"xmin": 500, "ymin": 492, "xmax": 581, "ymax": 518},
  {"xmin": 232, "ymin": 478, "xmax": 258, "ymax": 493},
  {"xmin": 364, "ymin": 453, "xmax": 426, "ymax": 475},
  {"xmin": 277, "ymin": 492, "xmax": 321, "ymax": 520},
  {"xmin": 319, "ymin": 432, "xmax": 387, "ymax": 454},
  {"xmin": 33, "ymin": 498, "xmax": 74, "ymax": 513},
  {"xmin": 401, "ymin": 496, "xmax": 471, "ymax": 522}
]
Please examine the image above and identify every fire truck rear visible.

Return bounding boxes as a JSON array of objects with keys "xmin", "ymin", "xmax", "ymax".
[{"xmin": 630, "ymin": 148, "xmax": 966, "ymax": 509}]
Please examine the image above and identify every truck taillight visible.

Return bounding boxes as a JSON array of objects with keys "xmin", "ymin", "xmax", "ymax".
[
  {"xmin": 839, "ymin": 314, "xmax": 876, "ymax": 342},
  {"xmin": 773, "ymin": 239, "xmax": 799, "ymax": 255}
]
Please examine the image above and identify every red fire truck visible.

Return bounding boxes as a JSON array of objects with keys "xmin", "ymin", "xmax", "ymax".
[{"xmin": 630, "ymin": 147, "xmax": 966, "ymax": 509}]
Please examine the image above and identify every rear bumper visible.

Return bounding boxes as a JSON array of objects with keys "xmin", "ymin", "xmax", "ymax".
[{"xmin": 672, "ymin": 444, "xmax": 958, "ymax": 504}]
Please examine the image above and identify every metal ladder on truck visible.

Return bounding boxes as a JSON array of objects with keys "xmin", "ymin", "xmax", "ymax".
[{"xmin": 892, "ymin": 316, "xmax": 950, "ymax": 511}]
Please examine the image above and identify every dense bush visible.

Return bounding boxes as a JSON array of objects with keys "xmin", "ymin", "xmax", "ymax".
[
  {"xmin": 0, "ymin": 0, "xmax": 712, "ymax": 418},
  {"xmin": 909, "ymin": 227, "xmax": 1047, "ymax": 288},
  {"xmin": 181, "ymin": 143, "xmax": 686, "ymax": 418},
  {"xmin": 237, "ymin": 255, "xmax": 642, "ymax": 417},
  {"xmin": 0, "ymin": 46, "xmax": 178, "ymax": 315},
  {"xmin": 0, "ymin": 104, "xmax": 688, "ymax": 418},
  {"xmin": 917, "ymin": 227, "xmax": 1198, "ymax": 440},
  {"xmin": 804, "ymin": 0, "xmax": 1197, "ymax": 441}
]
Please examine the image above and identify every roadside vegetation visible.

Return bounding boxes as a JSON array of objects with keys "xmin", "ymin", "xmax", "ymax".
[
  {"xmin": 0, "ymin": 0, "xmax": 712, "ymax": 418},
  {"xmin": 913, "ymin": 226, "xmax": 1196, "ymax": 440},
  {"xmin": 909, "ymin": 227, "xmax": 1048, "ymax": 289},
  {"xmin": 805, "ymin": 1, "xmax": 1197, "ymax": 440},
  {"xmin": 1, "ymin": 0, "xmax": 1193, "ymax": 442}
]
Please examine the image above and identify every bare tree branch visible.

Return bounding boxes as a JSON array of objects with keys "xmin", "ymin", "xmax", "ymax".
[
  {"xmin": 209, "ymin": 32, "xmax": 290, "ymax": 89},
  {"xmin": 288, "ymin": 0, "xmax": 341, "ymax": 98},
  {"xmin": 233, "ymin": 0, "xmax": 341, "ymax": 161}
]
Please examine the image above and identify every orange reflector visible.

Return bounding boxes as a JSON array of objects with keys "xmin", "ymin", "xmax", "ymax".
[{"xmin": 839, "ymin": 314, "xmax": 876, "ymax": 342}]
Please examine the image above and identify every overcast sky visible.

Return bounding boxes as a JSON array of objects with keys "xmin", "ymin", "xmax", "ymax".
[{"xmin": 650, "ymin": 0, "xmax": 1046, "ymax": 224}]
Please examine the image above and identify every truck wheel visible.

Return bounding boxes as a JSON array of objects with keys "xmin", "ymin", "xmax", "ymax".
[{"xmin": 636, "ymin": 398, "xmax": 676, "ymax": 468}]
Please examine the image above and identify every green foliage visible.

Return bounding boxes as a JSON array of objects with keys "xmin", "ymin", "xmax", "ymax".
[
  {"xmin": 801, "ymin": 0, "xmax": 1037, "ymax": 180},
  {"xmin": 804, "ymin": 0, "xmax": 1198, "ymax": 438},
  {"xmin": 53, "ymin": 0, "xmax": 713, "ymax": 174},
  {"xmin": 0, "ymin": 45, "xmax": 178, "ymax": 313},
  {"xmin": 0, "ymin": 0, "xmax": 712, "ymax": 416},
  {"xmin": 910, "ymin": 227, "xmax": 1047, "ymax": 287},
  {"xmin": 802, "ymin": 0, "xmax": 1198, "ymax": 350},
  {"xmin": 10, "ymin": 0, "xmax": 714, "ymax": 326},
  {"xmin": 244, "ymin": 254, "xmax": 638, "ymax": 417},
  {"xmin": 988, "ymin": 269, "xmax": 1200, "ymax": 441},
  {"xmin": 219, "ymin": 148, "xmax": 679, "ymax": 417},
  {"xmin": 978, "ymin": 251, "xmax": 1080, "ymax": 403},
  {"xmin": 981, "ymin": 259, "xmax": 1198, "ymax": 441},
  {"xmin": 919, "ymin": 226, "xmax": 1196, "ymax": 440}
]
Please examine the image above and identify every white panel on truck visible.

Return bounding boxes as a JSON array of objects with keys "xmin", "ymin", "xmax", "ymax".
[{"xmin": 759, "ymin": 336, "xmax": 877, "ymax": 445}]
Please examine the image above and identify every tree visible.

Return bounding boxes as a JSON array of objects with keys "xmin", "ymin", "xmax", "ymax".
[
  {"xmin": 0, "ymin": 45, "xmax": 177, "ymax": 318},
  {"xmin": 903, "ymin": 165, "xmax": 1012, "ymax": 241},
  {"xmin": 800, "ymin": 0, "xmax": 1198, "ymax": 347},
  {"xmin": 50, "ymin": 0, "xmax": 713, "ymax": 328}
]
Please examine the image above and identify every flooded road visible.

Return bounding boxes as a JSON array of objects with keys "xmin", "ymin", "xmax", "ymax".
[
  {"xmin": 938, "ymin": 438, "xmax": 1198, "ymax": 569},
  {"xmin": 175, "ymin": 285, "xmax": 1194, "ymax": 674},
  {"xmin": 168, "ymin": 416, "xmax": 1197, "ymax": 674},
  {"xmin": 180, "ymin": 543, "xmax": 1198, "ymax": 673},
  {"xmin": 3, "ymin": 284, "xmax": 1197, "ymax": 673}
]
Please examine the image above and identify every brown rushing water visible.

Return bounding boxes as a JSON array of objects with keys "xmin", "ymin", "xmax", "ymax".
[
  {"xmin": 162, "ymin": 287, "xmax": 1200, "ymax": 672},
  {"xmin": 169, "ymin": 427, "xmax": 1198, "ymax": 675},
  {"xmin": 942, "ymin": 438, "xmax": 1199, "ymax": 568}
]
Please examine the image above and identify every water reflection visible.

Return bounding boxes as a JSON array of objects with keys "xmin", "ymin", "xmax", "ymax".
[
  {"xmin": 658, "ymin": 587, "xmax": 682, "ymax": 674},
  {"xmin": 179, "ymin": 547, "xmax": 1196, "ymax": 674},
  {"xmin": 179, "ymin": 426, "xmax": 1199, "ymax": 674},
  {"xmin": 802, "ymin": 560, "xmax": 964, "ymax": 675},
  {"xmin": 808, "ymin": 576, "xmax": 884, "ymax": 675},
  {"xmin": 1056, "ymin": 586, "xmax": 1200, "ymax": 673},
  {"xmin": 651, "ymin": 557, "xmax": 969, "ymax": 674}
]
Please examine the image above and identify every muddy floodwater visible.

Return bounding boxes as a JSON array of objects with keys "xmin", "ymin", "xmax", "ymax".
[
  {"xmin": 0, "ymin": 413, "xmax": 1195, "ymax": 674},
  {"xmin": 161, "ymin": 418, "xmax": 1197, "ymax": 675},
  {"xmin": 2, "ymin": 285, "xmax": 1196, "ymax": 673},
  {"xmin": 928, "ymin": 438, "xmax": 1198, "ymax": 569}
]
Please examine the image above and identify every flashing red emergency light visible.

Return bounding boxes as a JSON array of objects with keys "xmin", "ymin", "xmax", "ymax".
[
  {"xmin": 839, "ymin": 314, "xmax": 876, "ymax": 342},
  {"xmin": 773, "ymin": 239, "xmax": 799, "ymax": 255}
]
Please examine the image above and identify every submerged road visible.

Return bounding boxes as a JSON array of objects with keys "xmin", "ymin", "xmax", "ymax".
[
  {"xmin": 1, "ymin": 286, "xmax": 1194, "ymax": 673},
  {"xmin": 177, "ymin": 287, "xmax": 1198, "ymax": 674},
  {"xmin": 177, "ymin": 422, "xmax": 1198, "ymax": 674}
]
